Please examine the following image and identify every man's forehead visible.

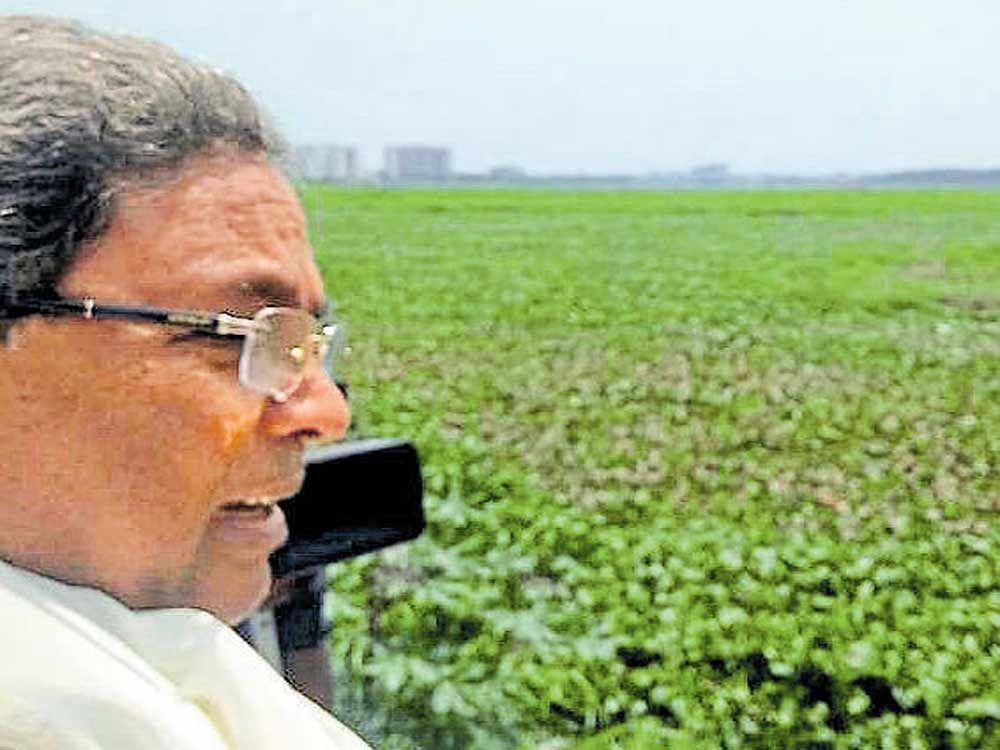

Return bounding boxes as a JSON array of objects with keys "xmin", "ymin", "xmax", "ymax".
[
  {"xmin": 142, "ymin": 157, "xmax": 325, "ymax": 312},
  {"xmin": 61, "ymin": 155, "xmax": 328, "ymax": 314}
]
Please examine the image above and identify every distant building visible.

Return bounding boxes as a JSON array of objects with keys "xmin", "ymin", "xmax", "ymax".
[
  {"xmin": 292, "ymin": 145, "xmax": 359, "ymax": 182},
  {"xmin": 488, "ymin": 165, "xmax": 527, "ymax": 181},
  {"xmin": 689, "ymin": 163, "xmax": 730, "ymax": 185},
  {"xmin": 383, "ymin": 146, "xmax": 451, "ymax": 181}
]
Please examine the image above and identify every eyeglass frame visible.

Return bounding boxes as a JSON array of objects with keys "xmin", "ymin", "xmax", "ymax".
[{"xmin": 0, "ymin": 296, "xmax": 343, "ymax": 403}]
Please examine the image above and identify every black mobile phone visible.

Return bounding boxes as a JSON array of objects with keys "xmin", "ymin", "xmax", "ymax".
[{"xmin": 269, "ymin": 438, "xmax": 425, "ymax": 576}]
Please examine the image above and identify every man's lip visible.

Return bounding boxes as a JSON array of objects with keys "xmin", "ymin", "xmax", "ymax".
[
  {"xmin": 215, "ymin": 472, "xmax": 306, "ymax": 512},
  {"xmin": 208, "ymin": 504, "xmax": 289, "ymax": 553}
]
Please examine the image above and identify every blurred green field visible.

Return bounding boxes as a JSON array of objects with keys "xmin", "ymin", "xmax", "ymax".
[{"xmin": 305, "ymin": 188, "xmax": 999, "ymax": 750}]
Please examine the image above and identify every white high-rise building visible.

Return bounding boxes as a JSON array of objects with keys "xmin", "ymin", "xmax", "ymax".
[
  {"xmin": 293, "ymin": 145, "xmax": 359, "ymax": 182},
  {"xmin": 383, "ymin": 146, "xmax": 451, "ymax": 181}
]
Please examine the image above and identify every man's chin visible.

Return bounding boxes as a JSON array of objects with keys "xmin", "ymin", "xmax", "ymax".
[{"xmin": 186, "ymin": 560, "xmax": 274, "ymax": 625}]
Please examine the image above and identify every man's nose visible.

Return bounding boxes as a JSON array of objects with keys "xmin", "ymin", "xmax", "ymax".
[{"xmin": 263, "ymin": 366, "xmax": 350, "ymax": 443}]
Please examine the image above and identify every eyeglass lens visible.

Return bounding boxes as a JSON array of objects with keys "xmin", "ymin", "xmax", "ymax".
[{"xmin": 238, "ymin": 308, "xmax": 338, "ymax": 400}]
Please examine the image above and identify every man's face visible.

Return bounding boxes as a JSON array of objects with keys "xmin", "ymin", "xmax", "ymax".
[{"xmin": 0, "ymin": 153, "xmax": 349, "ymax": 623}]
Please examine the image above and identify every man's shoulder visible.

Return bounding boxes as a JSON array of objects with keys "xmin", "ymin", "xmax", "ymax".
[
  {"xmin": 0, "ymin": 686, "xmax": 228, "ymax": 750},
  {"xmin": 0, "ymin": 565, "xmax": 373, "ymax": 749},
  {"xmin": 0, "ymin": 690, "xmax": 99, "ymax": 750},
  {"xmin": 0, "ymin": 568, "xmax": 227, "ymax": 750},
  {"xmin": 0, "ymin": 565, "xmax": 170, "ymax": 692}
]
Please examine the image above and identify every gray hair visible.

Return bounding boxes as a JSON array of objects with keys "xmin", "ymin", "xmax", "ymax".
[{"xmin": 0, "ymin": 15, "xmax": 284, "ymax": 311}]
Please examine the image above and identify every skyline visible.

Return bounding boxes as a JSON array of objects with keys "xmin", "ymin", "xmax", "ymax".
[{"xmin": 4, "ymin": 1, "xmax": 1000, "ymax": 175}]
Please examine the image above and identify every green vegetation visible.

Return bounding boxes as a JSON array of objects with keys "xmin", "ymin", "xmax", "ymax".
[{"xmin": 305, "ymin": 188, "xmax": 999, "ymax": 750}]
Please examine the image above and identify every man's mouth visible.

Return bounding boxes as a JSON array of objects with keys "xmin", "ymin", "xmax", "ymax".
[
  {"xmin": 219, "ymin": 498, "xmax": 278, "ymax": 521},
  {"xmin": 211, "ymin": 496, "xmax": 289, "ymax": 551}
]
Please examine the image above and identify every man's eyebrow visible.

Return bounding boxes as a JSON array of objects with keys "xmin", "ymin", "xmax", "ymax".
[{"xmin": 234, "ymin": 277, "xmax": 328, "ymax": 318}]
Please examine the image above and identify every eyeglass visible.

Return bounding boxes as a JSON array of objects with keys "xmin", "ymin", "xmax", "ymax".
[{"xmin": 1, "ymin": 297, "xmax": 345, "ymax": 403}]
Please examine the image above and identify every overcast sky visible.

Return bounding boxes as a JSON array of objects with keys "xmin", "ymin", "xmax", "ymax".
[{"xmin": 4, "ymin": 1, "xmax": 999, "ymax": 175}]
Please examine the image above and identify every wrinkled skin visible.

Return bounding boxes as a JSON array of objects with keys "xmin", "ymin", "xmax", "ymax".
[{"xmin": 0, "ymin": 153, "xmax": 349, "ymax": 624}]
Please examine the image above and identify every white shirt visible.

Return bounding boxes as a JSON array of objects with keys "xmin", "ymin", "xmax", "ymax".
[{"xmin": 0, "ymin": 560, "xmax": 371, "ymax": 749}]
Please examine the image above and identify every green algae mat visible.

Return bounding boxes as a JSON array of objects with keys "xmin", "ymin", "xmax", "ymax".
[{"xmin": 305, "ymin": 188, "xmax": 998, "ymax": 750}]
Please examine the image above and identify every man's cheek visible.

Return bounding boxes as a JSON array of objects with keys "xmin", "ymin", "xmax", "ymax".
[
  {"xmin": 140, "ymin": 361, "xmax": 265, "ymax": 474},
  {"xmin": 211, "ymin": 395, "xmax": 264, "ymax": 457},
  {"xmin": 156, "ymin": 412, "xmax": 248, "ymax": 505}
]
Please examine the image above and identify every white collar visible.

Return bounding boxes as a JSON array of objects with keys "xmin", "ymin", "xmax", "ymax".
[{"xmin": 0, "ymin": 559, "xmax": 370, "ymax": 749}]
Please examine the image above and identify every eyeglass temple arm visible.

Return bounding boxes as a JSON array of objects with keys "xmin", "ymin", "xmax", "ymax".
[{"xmin": 2, "ymin": 297, "xmax": 259, "ymax": 336}]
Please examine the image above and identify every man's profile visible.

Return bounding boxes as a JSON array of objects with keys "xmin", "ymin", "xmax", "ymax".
[{"xmin": 0, "ymin": 15, "xmax": 369, "ymax": 748}]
